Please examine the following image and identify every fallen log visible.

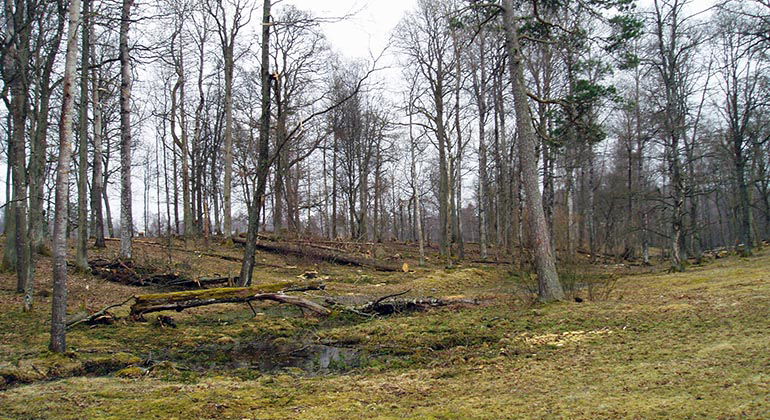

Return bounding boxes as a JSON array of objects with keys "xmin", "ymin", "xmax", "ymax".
[
  {"xmin": 359, "ymin": 297, "xmax": 479, "ymax": 315},
  {"xmin": 89, "ymin": 258, "xmax": 237, "ymax": 289},
  {"xmin": 469, "ymin": 259, "xmax": 512, "ymax": 265},
  {"xmin": 324, "ymin": 290, "xmax": 482, "ymax": 316},
  {"xmin": 232, "ymin": 237, "xmax": 400, "ymax": 272},
  {"xmin": 67, "ymin": 297, "xmax": 134, "ymax": 329},
  {"xmin": 129, "ymin": 280, "xmax": 328, "ymax": 319},
  {"xmin": 104, "ymin": 237, "xmax": 291, "ymax": 267}
]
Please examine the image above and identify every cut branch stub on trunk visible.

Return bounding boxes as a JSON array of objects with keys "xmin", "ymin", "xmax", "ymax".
[{"xmin": 129, "ymin": 280, "xmax": 327, "ymax": 320}]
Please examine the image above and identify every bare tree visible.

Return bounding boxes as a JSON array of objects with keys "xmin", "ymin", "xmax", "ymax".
[
  {"xmin": 396, "ymin": 0, "xmax": 457, "ymax": 260},
  {"xmin": 715, "ymin": 9, "xmax": 766, "ymax": 255},
  {"xmin": 119, "ymin": 0, "xmax": 135, "ymax": 260},
  {"xmin": 90, "ymin": 19, "xmax": 106, "ymax": 248},
  {"xmin": 239, "ymin": 0, "xmax": 271, "ymax": 285},
  {"xmin": 75, "ymin": 0, "xmax": 91, "ymax": 271},
  {"xmin": 51, "ymin": 0, "xmax": 81, "ymax": 353},
  {"xmin": 649, "ymin": 0, "xmax": 702, "ymax": 270},
  {"xmin": 206, "ymin": 0, "xmax": 254, "ymax": 239}
]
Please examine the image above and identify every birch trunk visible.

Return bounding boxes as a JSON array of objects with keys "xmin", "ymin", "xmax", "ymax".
[
  {"xmin": 51, "ymin": 0, "xmax": 81, "ymax": 353},
  {"xmin": 119, "ymin": 0, "xmax": 134, "ymax": 260}
]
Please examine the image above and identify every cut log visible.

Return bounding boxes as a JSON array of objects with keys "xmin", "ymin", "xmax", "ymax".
[
  {"xmin": 129, "ymin": 280, "xmax": 328, "ymax": 319},
  {"xmin": 232, "ymin": 237, "xmax": 400, "ymax": 272}
]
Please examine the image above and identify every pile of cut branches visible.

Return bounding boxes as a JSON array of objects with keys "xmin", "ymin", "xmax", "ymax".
[{"xmin": 89, "ymin": 258, "xmax": 235, "ymax": 289}]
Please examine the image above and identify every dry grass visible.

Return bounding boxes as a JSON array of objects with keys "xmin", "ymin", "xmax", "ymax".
[{"xmin": 0, "ymin": 238, "xmax": 768, "ymax": 419}]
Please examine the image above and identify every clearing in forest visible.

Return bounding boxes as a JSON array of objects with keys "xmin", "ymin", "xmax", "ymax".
[{"xmin": 0, "ymin": 239, "xmax": 768, "ymax": 419}]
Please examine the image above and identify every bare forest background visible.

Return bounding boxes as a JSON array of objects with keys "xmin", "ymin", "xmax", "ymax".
[{"xmin": 1, "ymin": 0, "xmax": 769, "ymax": 348}]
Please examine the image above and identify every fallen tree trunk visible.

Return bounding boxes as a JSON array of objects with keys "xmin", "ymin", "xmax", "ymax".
[
  {"xmin": 232, "ymin": 237, "xmax": 400, "ymax": 272},
  {"xmin": 89, "ymin": 258, "xmax": 239, "ymax": 289},
  {"xmin": 324, "ymin": 290, "xmax": 482, "ymax": 316},
  {"xmin": 104, "ymin": 237, "xmax": 291, "ymax": 267},
  {"xmin": 469, "ymin": 259, "xmax": 511, "ymax": 265},
  {"xmin": 358, "ymin": 297, "xmax": 480, "ymax": 315},
  {"xmin": 130, "ymin": 281, "xmax": 327, "ymax": 319},
  {"xmin": 67, "ymin": 297, "xmax": 134, "ymax": 329}
]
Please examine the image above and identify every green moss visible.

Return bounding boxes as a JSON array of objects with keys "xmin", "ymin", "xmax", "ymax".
[
  {"xmin": 0, "ymin": 352, "xmax": 142, "ymax": 389},
  {"xmin": 134, "ymin": 280, "xmax": 323, "ymax": 302},
  {"xmin": 114, "ymin": 366, "xmax": 145, "ymax": 378},
  {"xmin": 1, "ymin": 245, "xmax": 769, "ymax": 418}
]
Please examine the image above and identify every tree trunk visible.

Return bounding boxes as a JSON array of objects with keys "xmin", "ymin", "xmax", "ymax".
[
  {"xmin": 103, "ymin": 178, "xmax": 114, "ymax": 237},
  {"xmin": 91, "ymin": 34, "xmax": 105, "ymax": 248},
  {"xmin": 51, "ymin": 0, "xmax": 81, "ymax": 353},
  {"xmin": 75, "ymin": 0, "xmax": 90, "ymax": 271},
  {"xmin": 3, "ymin": 158, "xmax": 16, "ymax": 271},
  {"xmin": 502, "ymin": 0, "xmax": 564, "ymax": 302},
  {"xmin": 179, "ymin": 43, "xmax": 194, "ymax": 239},
  {"xmin": 222, "ymin": 44, "xmax": 234, "ymax": 238},
  {"xmin": 470, "ymin": 35, "xmax": 489, "ymax": 260},
  {"xmin": 239, "ymin": 0, "xmax": 272, "ymax": 286},
  {"xmin": 407, "ymin": 82, "xmax": 425, "ymax": 265},
  {"xmin": 119, "ymin": 0, "xmax": 135, "ymax": 260},
  {"xmin": 11, "ymin": 67, "xmax": 29, "ymax": 304},
  {"xmin": 736, "ymin": 158, "xmax": 753, "ymax": 255},
  {"xmin": 29, "ymin": 12, "xmax": 64, "ymax": 257}
]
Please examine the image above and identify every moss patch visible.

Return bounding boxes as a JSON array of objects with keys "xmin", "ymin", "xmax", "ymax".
[{"xmin": 0, "ymin": 241, "xmax": 768, "ymax": 419}]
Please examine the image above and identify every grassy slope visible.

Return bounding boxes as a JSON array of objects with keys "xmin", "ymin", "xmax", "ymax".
[{"xmin": 0, "ymin": 242, "xmax": 768, "ymax": 419}]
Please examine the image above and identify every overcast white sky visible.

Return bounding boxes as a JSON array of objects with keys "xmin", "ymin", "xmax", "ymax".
[
  {"xmin": 284, "ymin": 0, "xmax": 713, "ymax": 60},
  {"xmin": 289, "ymin": 0, "xmax": 417, "ymax": 60}
]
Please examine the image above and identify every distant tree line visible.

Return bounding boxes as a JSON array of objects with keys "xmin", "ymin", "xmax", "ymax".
[{"xmin": 0, "ymin": 0, "xmax": 768, "ymax": 350}]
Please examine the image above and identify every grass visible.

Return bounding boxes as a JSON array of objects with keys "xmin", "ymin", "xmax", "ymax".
[{"xmin": 0, "ymin": 240, "xmax": 768, "ymax": 419}]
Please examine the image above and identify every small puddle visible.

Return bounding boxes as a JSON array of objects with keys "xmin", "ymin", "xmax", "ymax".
[{"xmin": 232, "ymin": 342, "xmax": 364, "ymax": 372}]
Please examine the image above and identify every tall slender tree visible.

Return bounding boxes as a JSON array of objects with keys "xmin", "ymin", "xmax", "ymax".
[
  {"xmin": 75, "ymin": 0, "xmax": 90, "ymax": 271},
  {"xmin": 119, "ymin": 0, "xmax": 135, "ymax": 260},
  {"xmin": 501, "ymin": 0, "xmax": 564, "ymax": 301},
  {"xmin": 51, "ymin": 0, "xmax": 81, "ymax": 354}
]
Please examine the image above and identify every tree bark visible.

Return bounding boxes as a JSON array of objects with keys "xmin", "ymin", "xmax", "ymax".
[
  {"xmin": 469, "ymin": 32, "xmax": 488, "ymax": 260},
  {"xmin": 75, "ymin": 0, "xmax": 90, "ymax": 271},
  {"xmin": 239, "ymin": 0, "xmax": 272, "ymax": 286},
  {"xmin": 222, "ymin": 38, "xmax": 234, "ymax": 238},
  {"xmin": 119, "ymin": 0, "xmax": 135, "ymax": 260},
  {"xmin": 502, "ymin": 0, "xmax": 564, "ymax": 302},
  {"xmin": 51, "ymin": 0, "xmax": 81, "ymax": 353},
  {"xmin": 130, "ymin": 281, "xmax": 328, "ymax": 319},
  {"xmin": 4, "ymin": 0, "xmax": 31, "ymax": 297},
  {"xmin": 91, "ymin": 31, "xmax": 105, "ymax": 248}
]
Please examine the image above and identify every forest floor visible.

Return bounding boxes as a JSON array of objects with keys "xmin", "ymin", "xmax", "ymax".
[{"xmin": 0, "ymin": 237, "xmax": 768, "ymax": 419}]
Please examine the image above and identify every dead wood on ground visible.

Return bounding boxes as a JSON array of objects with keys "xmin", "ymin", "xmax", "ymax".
[
  {"xmin": 129, "ymin": 281, "xmax": 328, "ymax": 320},
  {"xmin": 89, "ymin": 258, "xmax": 236, "ymax": 289},
  {"xmin": 325, "ymin": 290, "xmax": 482, "ymax": 316},
  {"xmin": 231, "ymin": 237, "xmax": 400, "ymax": 272},
  {"xmin": 66, "ymin": 297, "xmax": 135, "ymax": 329}
]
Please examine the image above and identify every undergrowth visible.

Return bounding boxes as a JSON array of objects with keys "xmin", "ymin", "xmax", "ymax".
[{"xmin": 0, "ymin": 241, "xmax": 768, "ymax": 419}]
